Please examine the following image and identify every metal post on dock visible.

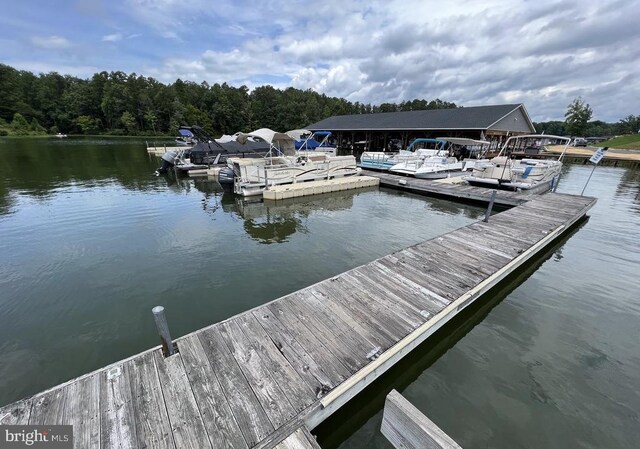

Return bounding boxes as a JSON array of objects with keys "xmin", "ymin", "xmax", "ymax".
[
  {"xmin": 552, "ymin": 172, "xmax": 562, "ymax": 192},
  {"xmin": 484, "ymin": 190, "xmax": 497, "ymax": 222},
  {"xmin": 152, "ymin": 306, "xmax": 176, "ymax": 357}
]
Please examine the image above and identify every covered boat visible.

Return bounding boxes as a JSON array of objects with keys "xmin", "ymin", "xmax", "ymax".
[{"xmin": 186, "ymin": 126, "xmax": 273, "ymax": 165}]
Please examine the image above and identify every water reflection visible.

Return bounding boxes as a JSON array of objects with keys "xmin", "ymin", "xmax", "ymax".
[
  {"xmin": 222, "ymin": 190, "xmax": 363, "ymax": 244},
  {"xmin": 0, "ymin": 137, "xmax": 161, "ymax": 206},
  {"xmin": 618, "ymin": 167, "xmax": 640, "ymax": 212}
]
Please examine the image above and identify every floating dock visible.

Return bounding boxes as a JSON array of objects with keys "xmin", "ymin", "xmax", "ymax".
[
  {"xmin": 0, "ymin": 192, "xmax": 596, "ymax": 449},
  {"xmin": 262, "ymin": 176, "xmax": 379, "ymax": 200}
]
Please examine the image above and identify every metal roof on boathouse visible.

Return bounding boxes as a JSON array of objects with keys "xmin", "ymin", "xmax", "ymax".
[{"xmin": 306, "ymin": 103, "xmax": 535, "ymax": 134}]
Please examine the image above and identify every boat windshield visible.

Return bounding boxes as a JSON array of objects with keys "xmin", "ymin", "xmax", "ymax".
[{"xmin": 407, "ymin": 138, "xmax": 446, "ymax": 152}]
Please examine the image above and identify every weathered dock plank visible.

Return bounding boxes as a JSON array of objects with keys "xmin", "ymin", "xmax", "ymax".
[
  {"xmin": 153, "ymin": 352, "xmax": 212, "ymax": 449},
  {"xmin": 179, "ymin": 335, "xmax": 248, "ymax": 449},
  {"xmin": 274, "ymin": 425, "xmax": 322, "ymax": 449},
  {"xmin": 198, "ymin": 327, "xmax": 274, "ymax": 447},
  {"xmin": 0, "ymin": 191, "xmax": 597, "ymax": 449},
  {"xmin": 250, "ymin": 309, "xmax": 339, "ymax": 395},
  {"xmin": 235, "ymin": 314, "xmax": 317, "ymax": 412},
  {"xmin": 65, "ymin": 376, "xmax": 101, "ymax": 449},
  {"xmin": 100, "ymin": 363, "xmax": 138, "ymax": 448},
  {"xmin": 128, "ymin": 352, "xmax": 174, "ymax": 449},
  {"xmin": 343, "ymin": 270, "xmax": 428, "ymax": 325},
  {"xmin": 381, "ymin": 390, "xmax": 462, "ymax": 449},
  {"xmin": 218, "ymin": 320, "xmax": 297, "ymax": 427},
  {"xmin": 0, "ymin": 399, "xmax": 33, "ymax": 425}
]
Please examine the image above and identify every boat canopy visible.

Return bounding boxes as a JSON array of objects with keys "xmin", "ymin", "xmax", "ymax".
[
  {"xmin": 291, "ymin": 130, "xmax": 334, "ymax": 151},
  {"xmin": 245, "ymin": 128, "xmax": 296, "ymax": 156},
  {"xmin": 285, "ymin": 129, "xmax": 312, "ymax": 140},
  {"xmin": 437, "ymin": 137, "xmax": 490, "ymax": 146},
  {"xmin": 498, "ymin": 134, "xmax": 572, "ymax": 160}
]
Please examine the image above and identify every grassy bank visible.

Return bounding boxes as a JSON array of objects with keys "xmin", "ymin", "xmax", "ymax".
[{"xmin": 598, "ymin": 134, "xmax": 640, "ymax": 150}]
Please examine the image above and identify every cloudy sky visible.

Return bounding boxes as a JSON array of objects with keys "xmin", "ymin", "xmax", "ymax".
[{"xmin": 1, "ymin": 0, "xmax": 639, "ymax": 122}]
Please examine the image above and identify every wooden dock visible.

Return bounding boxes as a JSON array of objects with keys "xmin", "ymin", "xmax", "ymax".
[
  {"xmin": 361, "ymin": 169, "xmax": 536, "ymax": 207},
  {"xmin": 0, "ymin": 192, "xmax": 596, "ymax": 449}
]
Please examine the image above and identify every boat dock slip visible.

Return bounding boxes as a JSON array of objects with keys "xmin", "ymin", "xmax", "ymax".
[
  {"xmin": 0, "ymin": 192, "xmax": 596, "ymax": 448},
  {"xmin": 362, "ymin": 169, "xmax": 536, "ymax": 206}
]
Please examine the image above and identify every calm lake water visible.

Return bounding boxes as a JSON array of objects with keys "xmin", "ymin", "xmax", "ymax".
[
  {"xmin": 1, "ymin": 138, "xmax": 638, "ymax": 449},
  {"xmin": 0, "ymin": 137, "xmax": 483, "ymax": 407}
]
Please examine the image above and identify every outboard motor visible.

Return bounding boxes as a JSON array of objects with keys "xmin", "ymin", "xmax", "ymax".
[
  {"xmin": 155, "ymin": 150, "xmax": 179, "ymax": 175},
  {"xmin": 217, "ymin": 166, "xmax": 236, "ymax": 184}
]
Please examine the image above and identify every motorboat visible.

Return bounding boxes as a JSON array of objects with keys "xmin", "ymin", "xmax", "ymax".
[
  {"xmin": 386, "ymin": 139, "xmax": 448, "ymax": 174},
  {"xmin": 55, "ymin": 133, "xmax": 68, "ymax": 138},
  {"xmin": 465, "ymin": 134, "xmax": 571, "ymax": 190},
  {"xmin": 413, "ymin": 137, "xmax": 492, "ymax": 178},
  {"xmin": 388, "ymin": 137, "xmax": 492, "ymax": 179},
  {"xmin": 287, "ymin": 130, "xmax": 337, "ymax": 156},
  {"xmin": 361, "ymin": 138, "xmax": 447, "ymax": 171}
]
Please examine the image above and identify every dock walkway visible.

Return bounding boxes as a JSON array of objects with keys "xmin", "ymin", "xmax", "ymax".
[
  {"xmin": 362, "ymin": 169, "xmax": 536, "ymax": 206},
  {"xmin": 0, "ymin": 193, "xmax": 596, "ymax": 448}
]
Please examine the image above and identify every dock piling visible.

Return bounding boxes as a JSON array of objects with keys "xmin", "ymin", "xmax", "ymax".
[
  {"xmin": 483, "ymin": 190, "xmax": 497, "ymax": 222},
  {"xmin": 152, "ymin": 306, "xmax": 176, "ymax": 357}
]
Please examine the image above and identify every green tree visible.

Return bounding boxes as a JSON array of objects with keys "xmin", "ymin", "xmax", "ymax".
[
  {"xmin": 120, "ymin": 111, "xmax": 137, "ymax": 133},
  {"xmin": 74, "ymin": 115, "xmax": 98, "ymax": 134},
  {"xmin": 144, "ymin": 109, "xmax": 157, "ymax": 134},
  {"xmin": 29, "ymin": 117, "xmax": 47, "ymax": 134},
  {"xmin": 10, "ymin": 112, "xmax": 30, "ymax": 135},
  {"xmin": 617, "ymin": 115, "xmax": 640, "ymax": 134},
  {"xmin": 565, "ymin": 97, "xmax": 593, "ymax": 136}
]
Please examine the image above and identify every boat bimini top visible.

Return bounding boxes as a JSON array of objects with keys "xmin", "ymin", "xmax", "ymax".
[{"xmin": 498, "ymin": 134, "xmax": 572, "ymax": 160}]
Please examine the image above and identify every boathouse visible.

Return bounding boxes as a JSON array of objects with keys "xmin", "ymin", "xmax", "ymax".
[{"xmin": 306, "ymin": 103, "xmax": 535, "ymax": 154}]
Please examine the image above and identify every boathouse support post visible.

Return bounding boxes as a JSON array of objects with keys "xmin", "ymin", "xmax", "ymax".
[
  {"xmin": 484, "ymin": 190, "xmax": 497, "ymax": 222},
  {"xmin": 152, "ymin": 306, "xmax": 176, "ymax": 357}
]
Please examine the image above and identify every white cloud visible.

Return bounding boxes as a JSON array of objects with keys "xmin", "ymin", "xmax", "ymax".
[
  {"xmin": 9, "ymin": 61, "xmax": 99, "ymax": 77},
  {"xmin": 102, "ymin": 33, "xmax": 123, "ymax": 42},
  {"xmin": 15, "ymin": 0, "xmax": 640, "ymax": 121},
  {"xmin": 30, "ymin": 35, "xmax": 71, "ymax": 49}
]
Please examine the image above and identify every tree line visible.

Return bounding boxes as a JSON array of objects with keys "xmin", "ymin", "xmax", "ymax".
[
  {"xmin": 2, "ymin": 64, "xmax": 636, "ymax": 139},
  {"xmin": 535, "ymin": 97, "xmax": 639, "ymax": 138},
  {"xmin": 0, "ymin": 63, "xmax": 456, "ymax": 137}
]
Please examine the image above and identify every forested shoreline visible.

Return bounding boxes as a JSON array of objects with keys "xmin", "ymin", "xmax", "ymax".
[
  {"xmin": 1, "ymin": 63, "xmax": 637, "ymax": 138},
  {"xmin": 0, "ymin": 63, "xmax": 458, "ymax": 137}
]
